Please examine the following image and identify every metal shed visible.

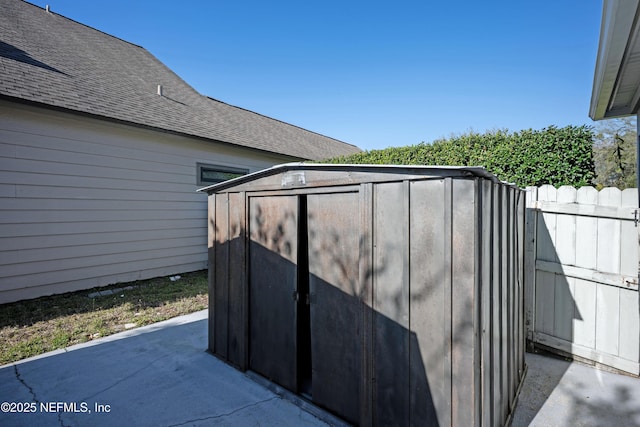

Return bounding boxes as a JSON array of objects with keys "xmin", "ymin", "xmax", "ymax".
[{"xmin": 199, "ymin": 163, "xmax": 526, "ymax": 426}]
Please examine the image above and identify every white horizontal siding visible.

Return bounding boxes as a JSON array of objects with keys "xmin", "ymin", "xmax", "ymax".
[
  {"xmin": 0, "ymin": 169, "xmax": 199, "ymax": 192},
  {"xmin": 0, "ymin": 152, "xmax": 196, "ymax": 184},
  {"xmin": 1, "ymin": 245, "xmax": 205, "ymax": 279},
  {"xmin": 0, "ymin": 236, "xmax": 205, "ymax": 265},
  {"xmin": 13, "ymin": 185, "xmax": 205, "ymax": 201},
  {"xmin": 1, "ymin": 198, "xmax": 205, "ymax": 210},
  {"xmin": 0, "ymin": 183, "xmax": 16, "ymax": 197},
  {"xmin": 0, "ymin": 144, "xmax": 196, "ymax": 177},
  {"xmin": 0, "ymin": 262, "xmax": 206, "ymax": 304},
  {"xmin": 0, "ymin": 219, "xmax": 204, "ymax": 237},
  {"xmin": 2, "ymin": 228, "xmax": 204, "ymax": 251},
  {"xmin": 0, "ymin": 101, "xmax": 294, "ymax": 303},
  {"xmin": 0, "ymin": 208, "xmax": 204, "ymax": 224}
]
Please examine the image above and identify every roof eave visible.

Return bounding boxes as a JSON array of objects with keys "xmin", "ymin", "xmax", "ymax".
[
  {"xmin": 590, "ymin": 0, "xmax": 640, "ymax": 121},
  {"xmin": 0, "ymin": 95, "xmax": 307, "ymax": 161}
]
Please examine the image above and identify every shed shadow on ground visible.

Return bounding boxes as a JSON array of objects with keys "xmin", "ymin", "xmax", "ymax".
[
  {"xmin": 513, "ymin": 351, "xmax": 640, "ymax": 427},
  {"xmin": 516, "ymin": 210, "xmax": 577, "ymax": 424}
]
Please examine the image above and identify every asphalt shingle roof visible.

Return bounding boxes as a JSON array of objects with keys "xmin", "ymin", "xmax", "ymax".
[{"xmin": 0, "ymin": 0, "xmax": 361, "ymax": 160}]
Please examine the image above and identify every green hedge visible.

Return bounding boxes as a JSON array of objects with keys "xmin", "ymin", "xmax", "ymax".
[{"xmin": 324, "ymin": 125, "xmax": 595, "ymax": 187}]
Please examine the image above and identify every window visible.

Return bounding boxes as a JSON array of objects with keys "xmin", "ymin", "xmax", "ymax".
[{"xmin": 197, "ymin": 163, "xmax": 249, "ymax": 186}]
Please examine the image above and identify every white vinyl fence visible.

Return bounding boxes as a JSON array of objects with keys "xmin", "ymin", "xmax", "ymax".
[{"xmin": 525, "ymin": 185, "xmax": 639, "ymax": 375}]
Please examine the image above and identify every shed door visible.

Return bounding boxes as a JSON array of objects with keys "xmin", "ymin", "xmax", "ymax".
[
  {"xmin": 307, "ymin": 192, "xmax": 362, "ymax": 425},
  {"xmin": 249, "ymin": 195, "xmax": 299, "ymax": 391}
]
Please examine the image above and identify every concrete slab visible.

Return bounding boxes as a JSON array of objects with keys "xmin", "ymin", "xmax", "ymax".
[
  {"xmin": 512, "ymin": 352, "xmax": 640, "ymax": 427},
  {"xmin": 2, "ymin": 309, "xmax": 638, "ymax": 426},
  {"xmin": 0, "ymin": 310, "xmax": 330, "ymax": 427}
]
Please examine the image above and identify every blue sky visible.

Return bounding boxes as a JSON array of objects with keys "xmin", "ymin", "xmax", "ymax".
[{"xmin": 31, "ymin": 1, "xmax": 603, "ymax": 151}]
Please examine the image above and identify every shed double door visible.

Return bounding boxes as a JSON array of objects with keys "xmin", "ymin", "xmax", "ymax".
[{"xmin": 248, "ymin": 192, "xmax": 362, "ymax": 424}]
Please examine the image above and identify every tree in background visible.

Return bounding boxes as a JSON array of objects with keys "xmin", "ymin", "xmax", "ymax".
[{"xmin": 593, "ymin": 117, "xmax": 637, "ymax": 189}]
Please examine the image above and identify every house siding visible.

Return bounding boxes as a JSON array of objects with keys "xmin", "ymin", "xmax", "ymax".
[{"xmin": 0, "ymin": 100, "xmax": 296, "ymax": 303}]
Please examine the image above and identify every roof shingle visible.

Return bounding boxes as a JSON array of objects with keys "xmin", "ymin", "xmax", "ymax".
[{"xmin": 0, "ymin": 0, "xmax": 361, "ymax": 160}]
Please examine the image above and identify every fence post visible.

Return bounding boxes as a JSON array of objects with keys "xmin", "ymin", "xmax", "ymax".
[{"xmin": 524, "ymin": 186, "xmax": 538, "ymax": 349}]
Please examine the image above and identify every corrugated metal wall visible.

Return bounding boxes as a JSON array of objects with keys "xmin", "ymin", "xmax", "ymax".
[{"xmin": 206, "ymin": 166, "xmax": 525, "ymax": 426}]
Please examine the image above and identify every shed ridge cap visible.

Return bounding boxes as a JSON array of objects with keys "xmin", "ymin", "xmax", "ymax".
[{"xmin": 198, "ymin": 163, "xmax": 512, "ymax": 194}]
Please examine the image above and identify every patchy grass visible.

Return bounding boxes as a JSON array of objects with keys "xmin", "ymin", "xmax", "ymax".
[{"xmin": 0, "ymin": 270, "xmax": 208, "ymax": 365}]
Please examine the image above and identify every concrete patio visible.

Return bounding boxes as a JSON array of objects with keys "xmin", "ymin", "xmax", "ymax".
[
  {"xmin": 511, "ymin": 350, "xmax": 640, "ymax": 426},
  {"xmin": 0, "ymin": 310, "xmax": 638, "ymax": 426}
]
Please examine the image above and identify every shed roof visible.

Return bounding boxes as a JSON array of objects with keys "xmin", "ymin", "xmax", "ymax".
[
  {"xmin": 590, "ymin": 0, "xmax": 640, "ymax": 120},
  {"xmin": 198, "ymin": 163, "xmax": 503, "ymax": 194},
  {"xmin": 0, "ymin": 0, "xmax": 360, "ymax": 160}
]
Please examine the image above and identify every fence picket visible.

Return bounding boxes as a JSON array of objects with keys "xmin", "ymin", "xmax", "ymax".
[
  {"xmin": 620, "ymin": 189, "xmax": 638, "ymax": 277},
  {"xmin": 598, "ymin": 187, "xmax": 622, "ymax": 206},
  {"xmin": 595, "ymin": 283, "xmax": 620, "ymax": 356},
  {"xmin": 571, "ymin": 277, "xmax": 596, "ymax": 349},
  {"xmin": 537, "ymin": 184, "xmax": 557, "ymax": 202},
  {"xmin": 619, "ymin": 288, "xmax": 640, "ymax": 362},
  {"xmin": 524, "ymin": 187, "xmax": 538, "ymax": 342},
  {"xmin": 556, "ymin": 186, "xmax": 577, "ymax": 266},
  {"xmin": 576, "ymin": 186, "xmax": 598, "ymax": 205},
  {"xmin": 621, "ymin": 188, "xmax": 638, "ymax": 206},
  {"xmin": 527, "ymin": 185, "xmax": 639, "ymax": 376},
  {"xmin": 596, "ymin": 188, "xmax": 622, "ymax": 274}
]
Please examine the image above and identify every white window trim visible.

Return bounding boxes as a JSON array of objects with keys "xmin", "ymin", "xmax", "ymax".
[{"xmin": 196, "ymin": 162, "xmax": 249, "ymax": 186}]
